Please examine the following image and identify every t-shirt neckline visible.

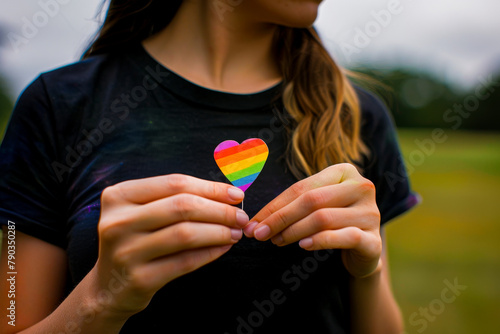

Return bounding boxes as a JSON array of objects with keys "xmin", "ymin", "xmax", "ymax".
[{"xmin": 127, "ymin": 44, "xmax": 284, "ymax": 111}]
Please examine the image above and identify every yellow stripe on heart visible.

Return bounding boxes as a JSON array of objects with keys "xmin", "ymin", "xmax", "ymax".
[{"xmin": 219, "ymin": 152, "xmax": 269, "ymax": 175}]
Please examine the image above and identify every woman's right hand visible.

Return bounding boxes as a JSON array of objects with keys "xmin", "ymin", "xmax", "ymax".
[{"xmin": 87, "ymin": 174, "xmax": 248, "ymax": 320}]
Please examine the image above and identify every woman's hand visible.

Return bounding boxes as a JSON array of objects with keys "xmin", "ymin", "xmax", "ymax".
[
  {"xmin": 89, "ymin": 174, "xmax": 248, "ymax": 320},
  {"xmin": 244, "ymin": 163, "xmax": 382, "ymax": 278}
]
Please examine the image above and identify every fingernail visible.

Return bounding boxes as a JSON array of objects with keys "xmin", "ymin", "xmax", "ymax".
[
  {"xmin": 231, "ymin": 228, "xmax": 242, "ymax": 241},
  {"xmin": 228, "ymin": 187, "xmax": 244, "ymax": 201},
  {"xmin": 254, "ymin": 225, "xmax": 271, "ymax": 240},
  {"xmin": 299, "ymin": 238, "xmax": 313, "ymax": 249},
  {"xmin": 243, "ymin": 221, "xmax": 258, "ymax": 237},
  {"xmin": 272, "ymin": 234, "xmax": 284, "ymax": 245},
  {"xmin": 236, "ymin": 210, "xmax": 249, "ymax": 228}
]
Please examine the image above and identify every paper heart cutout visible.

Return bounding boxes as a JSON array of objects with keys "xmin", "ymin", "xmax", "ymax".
[{"xmin": 214, "ymin": 138, "xmax": 269, "ymax": 192}]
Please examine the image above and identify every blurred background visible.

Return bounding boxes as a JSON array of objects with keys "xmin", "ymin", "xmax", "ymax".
[{"xmin": 1, "ymin": 0, "xmax": 499, "ymax": 333}]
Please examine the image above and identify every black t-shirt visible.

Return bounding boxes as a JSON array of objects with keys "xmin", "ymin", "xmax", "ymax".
[{"xmin": 0, "ymin": 45, "xmax": 418, "ymax": 333}]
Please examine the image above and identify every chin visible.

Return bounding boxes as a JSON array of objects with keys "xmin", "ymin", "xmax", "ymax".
[
  {"xmin": 285, "ymin": 1, "xmax": 322, "ymax": 27},
  {"xmin": 287, "ymin": 13, "xmax": 320, "ymax": 28},
  {"xmin": 251, "ymin": 0, "xmax": 322, "ymax": 28}
]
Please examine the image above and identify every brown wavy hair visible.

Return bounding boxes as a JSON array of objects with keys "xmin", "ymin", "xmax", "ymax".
[{"xmin": 84, "ymin": 0, "xmax": 368, "ymax": 179}]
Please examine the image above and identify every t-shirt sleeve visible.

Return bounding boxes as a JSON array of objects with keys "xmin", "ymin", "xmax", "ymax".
[
  {"xmin": 357, "ymin": 88, "xmax": 420, "ymax": 225},
  {"xmin": 0, "ymin": 76, "xmax": 67, "ymax": 247}
]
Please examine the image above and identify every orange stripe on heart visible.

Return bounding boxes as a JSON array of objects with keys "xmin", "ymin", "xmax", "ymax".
[{"xmin": 214, "ymin": 138, "xmax": 269, "ymax": 192}]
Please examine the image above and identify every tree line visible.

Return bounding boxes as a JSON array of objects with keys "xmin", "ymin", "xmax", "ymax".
[{"xmin": 354, "ymin": 68, "xmax": 500, "ymax": 131}]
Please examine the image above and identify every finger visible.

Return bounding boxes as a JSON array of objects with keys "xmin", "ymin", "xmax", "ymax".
[
  {"xmin": 123, "ymin": 222, "xmax": 241, "ymax": 262},
  {"xmin": 131, "ymin": 244, "xmax": 233, "ymax": 292},
  {"xmin": 127, "ymin": 194, "xmax": 249, "ymax": 231},
  {"xmin": 243, "ymin": 221, "xmax": 259, "ymax": 237},
  {"xmin": 103, "ymin": 174, "xmax": 244, "ymax": 205},
  {"xmin": 270, "ymin": 206, "xmax": 378, "ymax": 246},
  {"xmin": 298, "ymin": 227, "xmax": 380, "ymax": 258},
  {"xmin": 251, "ymin": 181, "xmax": 362, "ymax": 241},
  {"xmin": 250, "ymin": 163, "xmax": 355, "ymax": 224},
  {"xmin": 299, "ymin": 227, "xmax": 381, "ymax": 277}
]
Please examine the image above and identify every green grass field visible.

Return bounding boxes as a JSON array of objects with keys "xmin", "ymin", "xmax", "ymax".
[{"xmin": 388, "ymin": 129, "xmax": 500, "ymax": 333}]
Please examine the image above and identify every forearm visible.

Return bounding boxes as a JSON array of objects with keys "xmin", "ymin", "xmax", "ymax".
[
  {"xmin": 17, "ymin": 269, "xmax": 129, "ymax": 334},
  {"xmin": 349, "ymin": 258, "xmax": 404, "ymax": 334}
]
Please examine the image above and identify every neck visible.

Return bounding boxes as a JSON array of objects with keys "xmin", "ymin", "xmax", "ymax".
[{"xmin": 142, "ymin": 1, "xmax": 282, "ymax": 93}]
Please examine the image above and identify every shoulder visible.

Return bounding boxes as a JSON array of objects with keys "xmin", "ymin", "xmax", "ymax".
[
  {"xmin": 353, "ymin": 85, "xmax": 401, "ymax": 154},
  {"xmin": 353, "ymin": 86, "xmax": 420, "ymax": 223},
  {"xmin": 353, "ymin": 85, "xmax": 400, "ymax": 178},
  {"xmin": 39, "ymin": 54, "xmax": 120, "ymax": 102},
  {"xmin": 8, "ymin": 53, "xmax": 131, "ymax": 156},
  {"xmin": 17, "ymin": 54, "xmax": 116, "ymax": 106},
  {"xmin": 355, "ymin": 85, "xmax": 387, "ymax": 114},
  {"xmin": 354, "ymin": 85, "xmax": 395, "ymax": 134},
  {"xmin": 13, "ymin": 53, "xmax": 130, "ymax": 130},
  {"xmin": 42, "ymin": 53, "xmax": 111, "ymax": 82}
]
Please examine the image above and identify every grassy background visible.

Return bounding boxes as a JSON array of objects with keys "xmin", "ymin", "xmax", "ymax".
[{"xmin": 388, "ymin": 129, "xmax": 500, "ymax": 333}]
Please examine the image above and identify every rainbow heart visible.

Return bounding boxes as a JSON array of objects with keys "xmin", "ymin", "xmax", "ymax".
[{"xmin": 214, "ymin": 138, "xmax": 269, "ymax": 192}]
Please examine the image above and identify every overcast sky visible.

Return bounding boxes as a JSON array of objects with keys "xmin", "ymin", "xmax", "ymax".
[{"xmin": 1, "ymin": 0, "xmax": 499, "ymax": 99}]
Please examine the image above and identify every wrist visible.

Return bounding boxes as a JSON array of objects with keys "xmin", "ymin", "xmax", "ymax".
[{"xmin": 82, "ymin": 267, "xmax": 134, "ymax": 324}]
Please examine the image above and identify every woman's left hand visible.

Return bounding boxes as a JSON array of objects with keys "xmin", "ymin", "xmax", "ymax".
[{"xmin": 245, "ymin": 163, "xmax": 382, "ymax": 278}]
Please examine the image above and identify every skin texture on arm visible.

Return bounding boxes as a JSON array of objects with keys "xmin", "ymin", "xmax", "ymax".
[
  {"xmin": 349, "ymin": 229, "xmax": 404, "ymax": 334},
  {"xmin": 0, "ymin": 229, "xmax": 131, "ymax": 334},
  {"xmin": 0, "ymin": 228, "xmax": 68, "ymax": 333}
]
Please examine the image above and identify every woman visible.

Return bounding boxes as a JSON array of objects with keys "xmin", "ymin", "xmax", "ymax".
[{"xmin": 0, "ymin": 0, "xmax": 418, "ymax": 333}]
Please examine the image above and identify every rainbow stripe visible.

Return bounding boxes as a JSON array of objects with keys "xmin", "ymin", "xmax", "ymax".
[{"xmin": 214, "ymin": 139, "xmax": 269, "ymax": 192}]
